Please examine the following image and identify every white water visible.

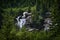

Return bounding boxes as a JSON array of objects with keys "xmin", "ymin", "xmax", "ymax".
[
  {"xmin": 16, "ymin": 11, "xmax": 31, "ymax": 29},
  {"xmin": 16, "ymin": 11, "xmax": 52, "ymax": 31},
  {"xmin": 19, "ymin": 19, "xmax": 26, "ymax": 29},
  {"xmin": 16, "ymin": 16, "xmax": 21, "ymax": 27},
  {"xmin": 44, "ymin": 18, "xmax": 52, "ymax": 31}
]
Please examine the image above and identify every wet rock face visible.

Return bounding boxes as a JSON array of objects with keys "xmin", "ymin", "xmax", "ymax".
[{"xmin": 45, "ymin": 12, "xmax": 51, "ymax": 18}]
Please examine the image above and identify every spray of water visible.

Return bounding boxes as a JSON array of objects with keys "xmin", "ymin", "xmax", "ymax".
[{"xmin": 16, "ymin": 11, "xmax": 31, "ymax": 29}]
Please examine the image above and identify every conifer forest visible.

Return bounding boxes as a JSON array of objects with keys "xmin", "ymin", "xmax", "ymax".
[{"xmin": 0, "ymin": 0, "xmax": 60, "ymax": 40}]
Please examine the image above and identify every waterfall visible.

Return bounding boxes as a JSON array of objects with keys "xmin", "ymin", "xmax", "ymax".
[
  {"xmin": 16, "ymin": 16, "xmax": 21, "ymax": 27},
  {"xmin": 19, "ymin": 18, "xmax": 26, "ymax": 29},
  {"xmin": 15, "ymin": 11, "xmax": 52, "ymax": 31},
  {"xmin": 16, "ymin": 11, "xmax": 31, "ymax": 29},
  {"xmin": 43, "ymin": 12, "xmax": 52, "ymax": 31}
]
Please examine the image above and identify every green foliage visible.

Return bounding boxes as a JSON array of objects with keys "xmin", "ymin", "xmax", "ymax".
[{"xmin": 0, "ymin": 0, "xmax": 60, "ymax": 40}]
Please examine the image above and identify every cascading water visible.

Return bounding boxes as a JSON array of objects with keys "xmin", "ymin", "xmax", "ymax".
[
  {"xmin": 43, "ymin": 11, "xmax": 52, "ymax": 31},
  {"xmin": 19, "ymin": 18, "xmax": 26, "ymax": 29},
  {"xmin": 16, "ymin": 11, "xmax": 32, "ymax": 30},
  {"xmin": 15, "ymin": 11, "xmax": 52, "ymax": 31},
  {"xmin": 16, "ymin": 16, "xmax": 21, "ymax": 27},
  {"xmin": 44, "ymin": 18, "xmax": 52, "ymax": 31}
]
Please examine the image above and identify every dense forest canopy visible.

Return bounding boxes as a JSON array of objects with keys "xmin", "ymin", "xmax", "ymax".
[{"xmin": 0, "ymin": 0, "xmax": 60, "ymax": 40}]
